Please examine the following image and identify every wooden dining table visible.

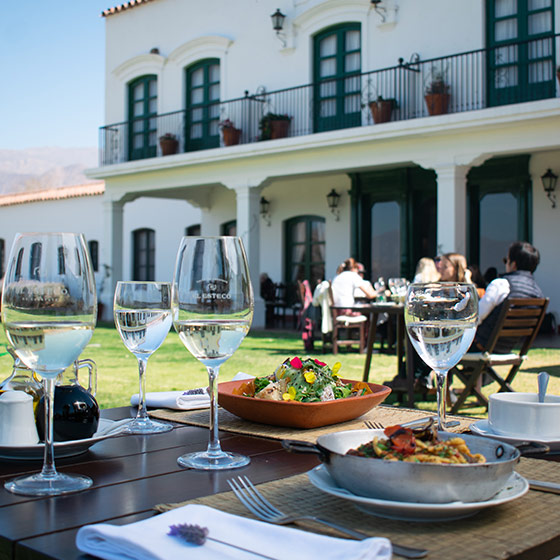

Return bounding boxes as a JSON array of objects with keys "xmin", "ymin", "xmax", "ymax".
[
  {"xmin": 1, "ymin": 406, "xmax": 560, "ymax": 560},
  {"xmin": 337, "ymin": 301, "xmax": 416, "ymax": 406}
]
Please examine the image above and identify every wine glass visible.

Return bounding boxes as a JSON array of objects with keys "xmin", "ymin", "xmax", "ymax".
[
  {"xmin": 172, "ymin": 236, "xmax": 254, "ymax": 470},
  {"xmin": 404, "ymin": 282, "xmax": 478, "ymax": 430},
  {"xmin": 388, "ymin": 277, "xmax": 408, "ymax": 303},
  {"xmin": 1, "ymin": 232, "xmax": 97, "ymax": 495},
  {"xmin": 114, "ymin": 281, "xmax": 173, "ymax": 434}
]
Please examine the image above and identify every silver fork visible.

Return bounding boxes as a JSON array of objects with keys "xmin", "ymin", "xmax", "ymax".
[
  {"xmin": 365, "ymin": 417, "xmax": 461, "ymax": 430},
  {"xmin": 227, "ymin": 476, "xmax": 427, "ymax": 559},
  {"xmin": 364, "ymin": 420, "xmax": 384, "ymax": 429}
]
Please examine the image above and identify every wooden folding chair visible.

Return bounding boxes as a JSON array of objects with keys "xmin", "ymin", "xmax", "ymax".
[
  {"xmin": 449, "ymin": 297, "xmax": 549, "ymax": 414},
  {"xmin": 328, "ymin": 286, "xmax": 367, "ymax": 354}
]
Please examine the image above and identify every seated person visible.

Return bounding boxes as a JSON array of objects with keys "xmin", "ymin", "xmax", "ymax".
[
  {"xmin": 449, "ymin": 241, "xmax": 544, "ymax": 396},
  {"xmin": 413, "ymin": 257, "xmax": 440, "ymax": 283},
  {"xmin": 353, "ymin": 262, "xmax": 374, "ymax": 299},
  {"xmin": 472, "ymin": 241, "xmax": 544, "ymax": 354},
  {"xmin": 260, "ymin": 273, "xmax": 276, "ymax": 302},
  {"xmin": 468, "ymin": 264, "xmax": 486, "ymax": 298},
  {"xmin": 331, "ymin": 258, "xmax": 376, "ymax": 311},
  {"xmin": 434, "ymin": 252, "xmax": 469, "ymax": 282}
]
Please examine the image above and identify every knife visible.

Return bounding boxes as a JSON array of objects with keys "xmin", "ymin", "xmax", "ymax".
[{"xmin": 528, "ymin": 479, "xmax": 560, "ymax": 494}]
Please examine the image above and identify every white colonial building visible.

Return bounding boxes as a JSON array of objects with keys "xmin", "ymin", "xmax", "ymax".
[{"xmin": 87, "ymin": 0, "xmax": 560, "ymax": 326}]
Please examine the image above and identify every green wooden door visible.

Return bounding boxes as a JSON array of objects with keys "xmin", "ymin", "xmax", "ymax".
[
  {"xmin": 487, "ymin": 0, "xmax": 555, "ymax": 106},
  {"xmin": 313, "ymin": 24, "xmax": 362, "ymax": 133},
  {"xmin": 467, "ymin": 155, "xmax": 531, "ymax": 275},
  {"xmin": 185, "ymin": 59, "xmax": 220, "ymax": 151},
  {"xmin": 351, "ymin": 168, "xmax": 437, "ymax": 282},
  {"xmin": 128, "ymin": 75, "xmax": 157, "ymax": 161}
]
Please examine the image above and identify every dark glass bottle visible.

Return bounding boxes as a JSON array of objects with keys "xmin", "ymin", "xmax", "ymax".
[{"xmin": 36, "ymin": 360, "xmax": 100, "ymax": 441}]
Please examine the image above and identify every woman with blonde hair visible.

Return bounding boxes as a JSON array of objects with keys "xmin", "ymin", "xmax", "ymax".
[{"xmin": 413, "ymin": 257, "xmax": 440, "ymax": 283}]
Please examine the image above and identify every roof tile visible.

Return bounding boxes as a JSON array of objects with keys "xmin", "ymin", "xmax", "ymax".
[{"xmin": 0, "ymin": 182, "xmax": 105, "ymax": 207}]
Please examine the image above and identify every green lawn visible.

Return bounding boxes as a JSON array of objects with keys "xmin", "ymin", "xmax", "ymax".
[{"xmin": 1, "ymin": 323, "xmax": 558, "ymax": 418}]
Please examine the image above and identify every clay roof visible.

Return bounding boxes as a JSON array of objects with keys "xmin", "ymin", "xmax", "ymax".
[
  {"xmin": 0, "ymin": 182, "xmax": 105, "ymax": 208},
  {"xmin": 101, "ymin": 0, "xmax": 157, "ymax": 17}
]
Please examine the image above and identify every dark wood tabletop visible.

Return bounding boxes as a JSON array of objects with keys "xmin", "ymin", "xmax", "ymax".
[
  {"xmin": 0, "ymin": 407, "xmax": 320, "ymax": 560},
  {"xmin": 3, "ymin": 407, "xmax": 560, "ymax": 560}
]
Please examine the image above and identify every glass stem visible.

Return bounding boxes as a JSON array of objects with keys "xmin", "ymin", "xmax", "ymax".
[
  {"xmin": 41, "ymin": 377, "xmax": 57, "ymax": 479},
  {"xmin": 206, "ymin": 366, "xmax": 222, "ymax": 457},
  {"xmin": 434, "ymin": 370, "xmax": 448, "ymax": 431},
  {"xmin": 136, "ymin": 356, "xmax": 149, "ymax": 420}
]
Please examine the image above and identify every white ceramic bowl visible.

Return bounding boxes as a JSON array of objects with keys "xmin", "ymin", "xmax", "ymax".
[{"xmin": 488, "ymin": 392, "xmax": 560, "ymax": 439}]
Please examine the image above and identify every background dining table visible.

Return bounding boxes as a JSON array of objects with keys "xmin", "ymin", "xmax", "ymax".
[
  {"xmin": 338, "ymin": 301, "xmax": 416, "ymax": 405},
  {"xmin": 1, "ymin": 406, "xmax": 560, "ymax": 560}
]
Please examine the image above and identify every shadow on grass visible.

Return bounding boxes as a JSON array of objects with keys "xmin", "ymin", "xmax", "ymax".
[{"xmin": 523, "ymin": 365, "xmax": 560, "ymax": 377}]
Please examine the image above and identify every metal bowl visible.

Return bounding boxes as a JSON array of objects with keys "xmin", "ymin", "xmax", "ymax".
[{"xmin": 284, "ymin": 429, "xmax": 521, "ymax": 503}]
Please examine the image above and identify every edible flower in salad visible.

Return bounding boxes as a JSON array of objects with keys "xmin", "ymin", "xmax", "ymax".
[{"xmin": 234, "ymin": 357, "xmax": 373, "ymax": 403}]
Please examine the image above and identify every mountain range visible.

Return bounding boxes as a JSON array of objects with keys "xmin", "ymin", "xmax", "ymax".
[{"xmin": 0, "ymin": 147, "xmax": 99, "ymax": 194}]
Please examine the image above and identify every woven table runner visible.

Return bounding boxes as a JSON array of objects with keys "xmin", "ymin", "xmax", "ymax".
[
  {"xmin": 149, "ymin": 405, "xmax": 475, "ymax": 443},
  {"xmin": 156, "ymin": 457, "xmax": 560, "ymax": 560}
]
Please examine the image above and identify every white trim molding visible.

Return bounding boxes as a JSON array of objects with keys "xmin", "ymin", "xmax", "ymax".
[{"xmin": 112, "ymin": 52, "xmax": 165, "ymax": 83}]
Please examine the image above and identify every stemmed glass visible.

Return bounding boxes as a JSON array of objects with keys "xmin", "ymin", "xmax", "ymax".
[
  {"xmin": 114, "ymin": 281, "xmax": 173, "ymax": 434},
  {"xmin": 172, "ymin": 236, "xmax": 254, "ymax": 470},
  {"xmin": 404, "ymin": 282, "xmax": 478, "ymax": 430},
  {"xmin": 388, "ymin": 278, "xmax": 408, "ymax": 303},
  {"xmin": 2, "ymin": 232, "xmax": 97, "ymax": 495}
]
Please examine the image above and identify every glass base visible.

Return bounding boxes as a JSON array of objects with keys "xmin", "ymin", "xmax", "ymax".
[
  {"xmin": 123, "ymin": 417, "xmax": 173, "ymax": 435},
  {"xmin": 178, "ymin": 450, "xmax": 250, "ymax": 471},
  {"xmin": 5, "ymin": 472, "xmax": 92, "ymax": 496}
]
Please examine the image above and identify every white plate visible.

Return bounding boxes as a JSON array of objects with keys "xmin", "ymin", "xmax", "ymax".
[
  {"xmin": 0, "ymin": 418, "xmax": 131, "ymax": 461},
  {"xmin": 307, "ymin": 464, "xmax": 528, "ymax": 522},
  {"xmin": 470, "ymin": 419, "xmax": 560, "ymax": 453}
]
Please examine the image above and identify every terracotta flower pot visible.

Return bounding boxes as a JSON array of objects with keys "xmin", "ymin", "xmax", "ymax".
[
  {"xmin": 270, "ymin": 119, "xmax": 290, "ymax": 139},
  {"xmin": 159, "ymin": 138, "xmax": 178, "ymax": 155},
  {"xmin": 222, "ymin": 127, "xmax": 242, "ymax": 146},
  {"xmin": 369, "ymin": 100, "xmax": 394, "ymax": 123},
  {"xmin": 424, "ymin": 93, "xmax": 450, "ymax": 116}
]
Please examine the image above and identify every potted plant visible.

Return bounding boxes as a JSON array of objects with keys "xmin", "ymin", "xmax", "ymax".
[
  {"xmin": 220, "ymin": 119, "xmax": 242, "ymax": 146},
  {"xmin": 159, "ymin": 133, "xmax": 179, "ymax": 155},
  {"xmin": 259, "ymin": 112, "xmax": 291, "ymax": 140},
  {"xmin": 424, "ymin": 73, "xmax": 450, "ymax": 116},
  {"xmin": 368, "ymin": 96, "xmax": 397, "ymax": 124}
]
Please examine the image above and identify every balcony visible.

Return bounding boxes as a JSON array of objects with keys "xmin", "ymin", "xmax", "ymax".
[{"xmin": 99, "ymin": 35, "xmax": 559, "ymax": 167}]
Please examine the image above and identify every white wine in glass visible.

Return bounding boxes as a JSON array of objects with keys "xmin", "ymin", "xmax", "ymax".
[
  {"xmin": 405, "ymin": 282, "xmax": 478, "ymax": 430},
  {"xmin": 2, "ymin": 232, "xmax": 97, "ymax": 496},
  {"xmin": 172, "ymin": 236, "xmax": 254, "ymax": 470},
  {"xmin": 114, "ymin": 281, "xmax": 173, "ymax": 434}
]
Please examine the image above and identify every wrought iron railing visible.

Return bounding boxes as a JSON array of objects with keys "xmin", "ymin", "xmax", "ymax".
[{"xmin": 99, "ymin": 34, "xmax": 559, "ymax": 166}]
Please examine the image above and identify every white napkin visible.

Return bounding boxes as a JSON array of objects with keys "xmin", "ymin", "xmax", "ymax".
[
  {"xmin": 130, "ymin": 390, "xmax": 210, "ymax": 411},
  {"xmin": 130, "ymin": 372, "xmax": 255, "ymax": 411},
  {"xmin": 76, "ymin": 503, "xmax": 392, "ymax": 560}
]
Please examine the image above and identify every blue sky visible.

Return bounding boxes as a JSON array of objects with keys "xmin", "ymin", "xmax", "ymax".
[{"xmin": 1, "ymin": 1, "xmax": 111, "ymax": 150}]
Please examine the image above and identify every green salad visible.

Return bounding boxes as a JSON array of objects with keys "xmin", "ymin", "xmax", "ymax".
[{"xmin": 246, "ymin": 357, "xmax": 372, "ymax": 403}]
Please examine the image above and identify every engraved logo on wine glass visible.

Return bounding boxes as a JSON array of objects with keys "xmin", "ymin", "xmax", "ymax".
[{"xmin": 196, "ymin": 279, "xmax": 231, "ymax": 301}]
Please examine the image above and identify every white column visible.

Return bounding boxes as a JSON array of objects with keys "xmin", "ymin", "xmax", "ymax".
[
  {"xmin": 229, "ymin": 182, "xmax": 265, "ymax": 328},
  {"xmin": 416, "ymin": 162, "xmax": 469, "ymax": 255},
  {"xmin": 434, "ymin": 163, "xmax": 468, "ymax": 255},
  {"xmin": 102, "ymin": 198, "xmax": 124, "ymax": 320}
]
